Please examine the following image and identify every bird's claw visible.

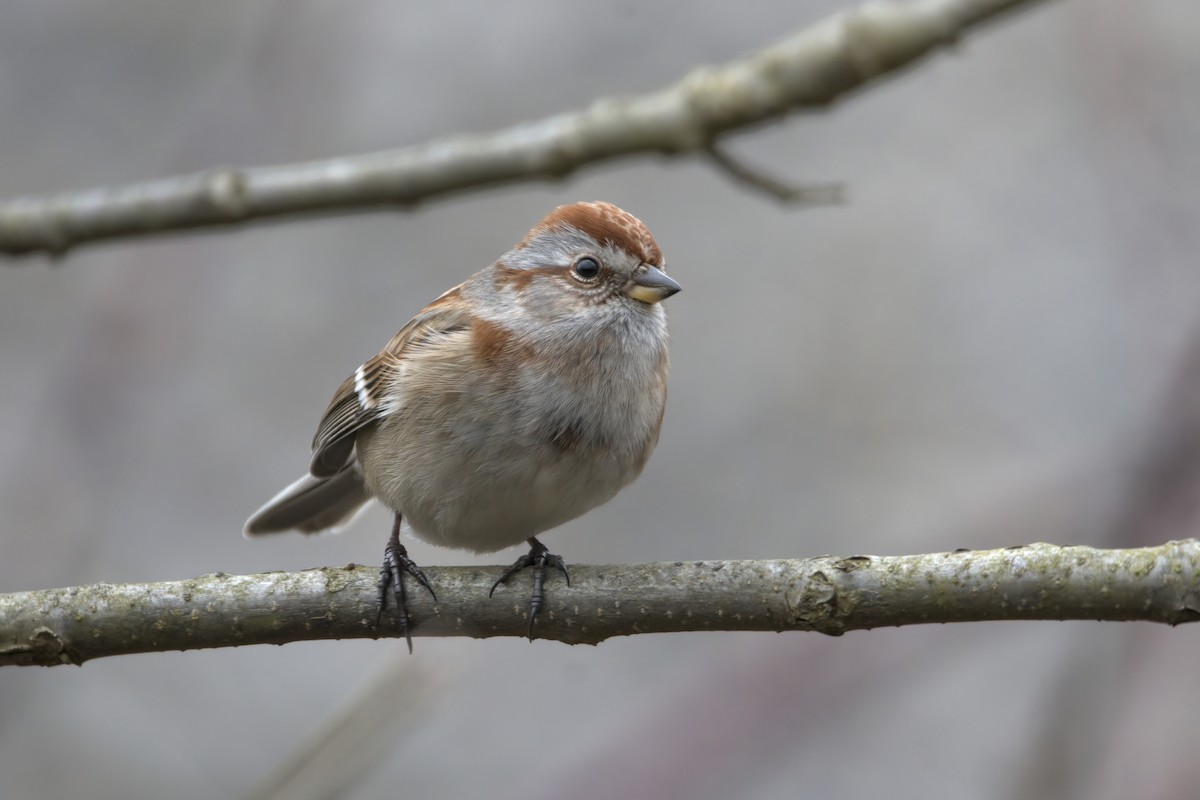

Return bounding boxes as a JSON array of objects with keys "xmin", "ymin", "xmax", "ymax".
[{"xmin": 489, "ymin": 538, "xmax": 569, "ymax": 640}]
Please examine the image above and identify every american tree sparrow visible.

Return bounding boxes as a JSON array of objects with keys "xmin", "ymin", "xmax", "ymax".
[{"xmin": 245, "ymin": 201, "xmax": 680, "ymax": 648}]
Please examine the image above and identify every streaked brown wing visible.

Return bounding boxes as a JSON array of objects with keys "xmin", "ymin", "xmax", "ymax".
[{"xmin": 308, "ymin": 287, "xmax": 473, "ymax": 477}]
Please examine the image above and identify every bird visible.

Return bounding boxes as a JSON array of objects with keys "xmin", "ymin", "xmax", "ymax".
[{"xmin": 244, "ymin": 201, "xmax": 680, "ymax": 649}]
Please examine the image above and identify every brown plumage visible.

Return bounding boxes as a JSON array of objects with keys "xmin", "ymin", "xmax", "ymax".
[{"xmin": 244, "ymin": 201, "xmax": 680, "ymax": 643}]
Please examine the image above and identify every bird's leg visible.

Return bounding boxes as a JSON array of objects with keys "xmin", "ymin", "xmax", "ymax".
[
  {"xmin": 489, "ymin": 537, "xmax": 570, "ymax": 640},
  {"xmin": 376, "ymin": 513, "xmax": 436, "ymax": 653}
]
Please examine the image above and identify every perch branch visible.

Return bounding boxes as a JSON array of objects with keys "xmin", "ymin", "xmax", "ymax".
[
  {"xmin": 2, "ymin": 540, "xmax": 1197, "ymax": 667},
  {"xmin": 0, "ymin": 0, "xmax": 1049, "ymax": 258}
]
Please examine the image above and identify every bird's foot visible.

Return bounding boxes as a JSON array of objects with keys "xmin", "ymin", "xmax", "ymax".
[
  {"xmin": 489, "ymin": 537, "xmax": 570, "ymax": 640},
  {"xmin": 376, "ymin": 517, "xmax": 436, "ymax": 653}
]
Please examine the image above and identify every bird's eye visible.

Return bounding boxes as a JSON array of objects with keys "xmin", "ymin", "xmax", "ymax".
[{"xmin": 573, "ymin": 257, "xmax": 601, "ymax": 280}]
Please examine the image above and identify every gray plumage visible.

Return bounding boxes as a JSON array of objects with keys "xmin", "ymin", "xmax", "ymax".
[{"xmin": 244, "ymin": 201, "xmax": 678, "ymax": 555}]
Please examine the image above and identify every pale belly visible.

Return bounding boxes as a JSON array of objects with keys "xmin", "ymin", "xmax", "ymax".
[{"xmin": 356, "ymin": 414, "xmax": 648, "ymax": 553}]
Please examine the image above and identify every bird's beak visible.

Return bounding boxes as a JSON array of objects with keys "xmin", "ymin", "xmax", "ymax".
[{"xmin": 623, "ymin": 266, "xmax": 682, "ymax": 304}]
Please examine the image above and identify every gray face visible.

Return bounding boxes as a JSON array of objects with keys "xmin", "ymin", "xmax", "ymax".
[{"xmin": 468, "ymin": 224, "xmax": 671, "ymax": 349}]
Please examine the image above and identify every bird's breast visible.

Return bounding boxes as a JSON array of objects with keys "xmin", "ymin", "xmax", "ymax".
[{"xmin": 357, "ymin": 309, "xmax": 668, "ymax": 552}]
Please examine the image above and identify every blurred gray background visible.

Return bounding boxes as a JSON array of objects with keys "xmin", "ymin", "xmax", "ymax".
[{"xmin": 2, "ymin": 1, "xmax": 1198, "ymax": 798}]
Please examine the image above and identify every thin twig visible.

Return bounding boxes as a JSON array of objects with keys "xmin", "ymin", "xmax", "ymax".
[
  {"xmin": 0, "ymin": 0, "xmax": 1049, "ymax": 258},
  {"xmin": 705, "ymin": 143, "xmax": 845, "ymax": 203},
  {"xmin": 244, "ymin": 655, "xmax": 455, "ymax": 800},
  {"xmin": 2, "ymin": 540, "xmax": 1196, "ymax": 667}
]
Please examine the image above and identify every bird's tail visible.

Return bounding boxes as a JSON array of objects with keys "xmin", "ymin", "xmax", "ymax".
[{"xmin": 243, "ymin": 464, "xmax": 371, "ymax": 536}]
